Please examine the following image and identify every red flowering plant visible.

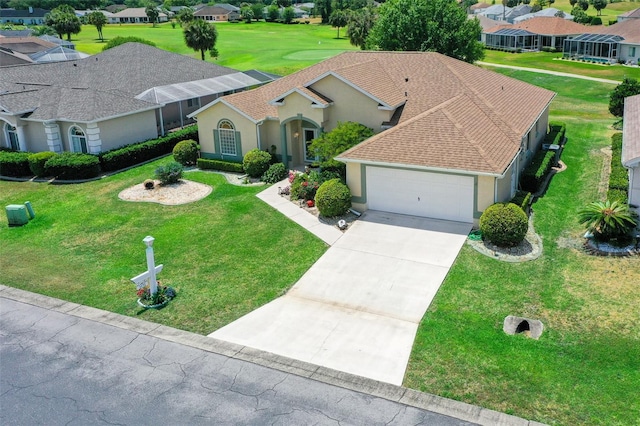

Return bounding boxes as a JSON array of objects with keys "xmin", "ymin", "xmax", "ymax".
[{"xmin": 136, "ymin": 281, "xmax": 176, "ymax": 307}]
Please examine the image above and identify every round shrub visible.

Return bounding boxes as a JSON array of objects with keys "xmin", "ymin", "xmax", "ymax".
[
  {"xmin": 44, "ymin": 152, "xmax": 101, "ymax": 180},
  {"xmin": 261, "ymin": 162, "xmax": 288, "ymax": 184},
  {"xmin": 155, "ymin": 161, "xmax": 183, "ymax": 185},
  {"xmin": 479, "ymin": 203, "xmax": 528, "ymax": 247},
  {"xmin": 172, "ymin": 139, "xmax": 199, "ymax": 166},
  {"xmin": 28, "ymin": 151, "xmax": 57, "ymax": 176},
  {"xmin": 243, "ymin": 149, "xmax": 271, "ymax": 178},
  {"xmin": 315, "ymin": 178, "xmax": 351, "ymax": 217}
]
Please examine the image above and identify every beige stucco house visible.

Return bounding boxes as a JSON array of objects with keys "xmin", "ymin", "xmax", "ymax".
[
  {"xmin": 623, "ymin": 94, "xmax": 640, "ymax": 218},
  {"xmin": 189, "ymin": 51, "xmax": 555, "ymax": 224}
]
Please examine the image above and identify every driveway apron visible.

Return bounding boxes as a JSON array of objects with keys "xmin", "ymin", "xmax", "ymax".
[{"xmin": 210, "ymin": 210, "xmax": 471, "ymax": 385}]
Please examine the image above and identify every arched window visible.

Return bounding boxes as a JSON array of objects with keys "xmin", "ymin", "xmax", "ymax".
[
  {"xmin": 5, "ymin": 123, "xmax": 19, "ymax": 150},
  {"xmin": 70, "ymin": 126, "xmax": 87, "ymax": 153},
  {"xmin": 218, "ymin": 120, "xmax": 237, "ymax": 156}
]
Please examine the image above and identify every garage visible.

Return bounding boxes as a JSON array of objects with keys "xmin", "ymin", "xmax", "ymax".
[{"xmin": 366, "ymin": 167, "xmax": 475, "ymax": 223}]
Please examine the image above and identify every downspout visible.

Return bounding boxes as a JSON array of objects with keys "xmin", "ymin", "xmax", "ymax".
[
  {"xmin": 159, "ymin": 106, "xmax": 165, "ymax": 136},
  {"xmin": 256, "ymin": 120, "xmax": 264, "ymax": 151}
]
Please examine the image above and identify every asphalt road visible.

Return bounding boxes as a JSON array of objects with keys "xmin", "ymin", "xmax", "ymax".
[{"xmin": 0, "ymin": 297, "xmax": 475, "ymax": 426}]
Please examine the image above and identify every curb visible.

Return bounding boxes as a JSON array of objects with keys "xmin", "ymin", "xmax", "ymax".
[{"xmin": 0, "ymin": 285, "xmax": 546, "ymax": 426}]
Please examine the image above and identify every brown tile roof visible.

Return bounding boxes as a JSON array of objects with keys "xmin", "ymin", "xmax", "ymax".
[
  {"xmin": 618, "ymin": 8, "xmax": 640, "ymax": 19},
  {"xmin": 474, "ymin": 15, "xmax": 506, "ymax": 32},
  {"xmin": 219, "ymin": 51, "xmax": 555, "ymax": 175},
  {"xmin": 623, "ymin": 94, "xmax": 640, "ymax": 166},
  {"xmin": 470, "ymin": 2, "xmax": 491, "ymax": 10},
  {"xmin": 592, "ymin": 19, "xmax": 640, "ymax": 44},
  {"xmin": 486, "ymin": 17, "xmax": 587, "ymax": 35}
]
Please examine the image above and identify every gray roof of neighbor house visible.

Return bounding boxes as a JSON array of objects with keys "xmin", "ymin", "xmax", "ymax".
[
  {"xmin": 211, "ymin": 51, "xmax": 555, "ymax": 176},
  {"xmin": 0, "ymin": 8, "xmax": 50, "ymax": 18},
  {"xmin": 623, "ymin": 94, "xmax": 640, "ymax": 167},
  {"xmin": 0, "ymin": 43, "xmax": 262, "ymax": 123},
  {"xmin": 0, "ymin": 29, "xmax": 34, "ymax": 37},
  {"xmin": 29, "ymin": 46, "xmax": 90, "ymax": 63},
  {"xmin": 618, "ymin": 8, "xmax": 640, "ymax": 19}
]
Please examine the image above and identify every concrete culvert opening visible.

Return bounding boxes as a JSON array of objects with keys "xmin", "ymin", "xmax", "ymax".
[{"xmin": 503, "ymin": 316, "xmax": 543, "ymax": 339}]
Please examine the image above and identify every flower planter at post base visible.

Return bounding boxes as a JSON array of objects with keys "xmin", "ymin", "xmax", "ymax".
[{"xmin": 137, "ymin": 298, "xmax": 168, "ymax": 309}]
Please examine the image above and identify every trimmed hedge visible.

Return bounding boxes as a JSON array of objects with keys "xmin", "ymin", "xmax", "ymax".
[
  {"xmin": 242, "ymin": 149, "xmax": 271, "ymax": 178},
  {"xmin": 608, "ymin": 133, "xmax": 628, "ymax": 203},
  {"xmin": 28, "ymin": 151, "xmax": 57, "ymax": 176},
  {"xmin": 99, "ymin": 125, "xmax": 198, "ymax": 172},
  {"xmin": 0, "ymin": 151, "xmax": 31, "ymax": 177},
  {"xmin": 44, "ymin": 152, "xmax": 101, "ymax": 180},
  {"xmin": 520, "ymin": 150, "xmax": 556, "ymax": 193},
  {"xmin": 315, "ymin": 178, "xmax": 351, "ymax": 217},
  {"xmin": 510, "ymin": 190, "xmax": 532, "ymax": 212},
  {"xmin": 546, "ymin": 121, "xmax": 566, "ymax": 145},
  {"xmin": 479, "ymin": 203, "xmax": 528, "ymax": 247},
  {"xmin": 197, "ymin": 158, "xmax": 244, "ymax": 173}
]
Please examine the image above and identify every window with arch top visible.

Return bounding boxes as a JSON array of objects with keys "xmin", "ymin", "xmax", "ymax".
[
  {"xmin": 218, "ymin": 120, "xmax": 237, "ymax": 156},
  {"xmin": 70, "ymin": 126, "xmax": 87, "ymax": 153}
]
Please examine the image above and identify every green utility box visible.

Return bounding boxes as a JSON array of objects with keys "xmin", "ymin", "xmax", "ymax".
[{"xmin": 6, "ymin": 204, "xmax": 29, "ymax": 227}]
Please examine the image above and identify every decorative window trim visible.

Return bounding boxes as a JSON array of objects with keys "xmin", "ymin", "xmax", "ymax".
[
  {"xmin": 69, "ymin": 125, "xmax": 88, "ymax": 153},
  {"xmin": 218, "ymin": 120, "xmax": 237, "ymax": 156}
]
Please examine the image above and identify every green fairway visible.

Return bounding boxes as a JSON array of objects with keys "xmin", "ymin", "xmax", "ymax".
[
  {"xmin": 74, "ymin": 21, "xmax": 357, "ymax": 75},
  {"xmin": 405, "ymin": 72, "xmax": 640, "ymax": 425}
]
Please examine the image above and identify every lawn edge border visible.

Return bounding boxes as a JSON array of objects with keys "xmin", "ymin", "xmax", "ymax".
[{"xmin": 0, "ymin": 284, "xmax": 546, "ymax": 426}]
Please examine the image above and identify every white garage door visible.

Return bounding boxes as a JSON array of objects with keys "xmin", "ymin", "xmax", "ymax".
[{"xmin": 366, "ymin": 167, "xmax": 474, "ymax": 223}]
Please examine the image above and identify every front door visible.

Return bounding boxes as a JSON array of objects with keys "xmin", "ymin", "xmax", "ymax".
[{"xmin": 303, "ymin": 128, "xmax": 318, "ymax": 163}]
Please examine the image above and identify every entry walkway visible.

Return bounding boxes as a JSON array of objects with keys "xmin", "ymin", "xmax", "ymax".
[{"xmin": 211, "ymin": 184, "xmax": 471, "ymax": 385}]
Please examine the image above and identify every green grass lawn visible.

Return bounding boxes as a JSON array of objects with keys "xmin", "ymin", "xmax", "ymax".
[
  {"xmin": 551, "ymin": 0, "xmax": 638, "ymax": 18},
  {"xmin": 74, "ymin": 21, "xmax": 357, "ymax": 75},
  {"xmin": 404, "ymin": 72, "xmax": 640, "ymax": 425},
  {"xmin": 482, "ymin": 50, "xmax": 640, "ymax": 81},
  {"xmin": 0, "ymin": 161, "xmax": 327, "ymax": 334}
]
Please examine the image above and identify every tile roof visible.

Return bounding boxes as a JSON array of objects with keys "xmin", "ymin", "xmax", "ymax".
[
  {"xmin": 0, "ymin": 36, "xmax": 57, "ymax": 54},
  {"xmin": 486, "ymin": 17, "xmax": 588, "ymax": 35},
  {"xmin": 112, "ymin": 7, "xmax": 167, "ymax": 18},
  {"xmin": 217, "ymin": 51, "xmax": 555, "ymax": 175},
  {"xmin": 618, "ymin": 8, "xmax": 640, "ymax": 19},
  {"xmin": 623, "ymin": 94, "xmax": 640, "ymax": 166},
  {"xmin": 514, "ymin": 8, "xmax": 574, "ymax": 23},
  {"xmin": 0, "ymin": 43, "xmax": 242, "ymax": 122},
  {"xmin": 591, "ymin": 19, "xmax": 640, "ymax": 44},
  {"xmin": 473, "ymin": 14, "xmax": 505, "ymax": 31},
  {"xmin": 194, "ymin": 6, "xmax": 236, "ymax": 15}
]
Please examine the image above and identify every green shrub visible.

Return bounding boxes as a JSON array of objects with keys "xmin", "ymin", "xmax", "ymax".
[
  {"xmin": 510, "ymin": 190, "xmax": 532, "ymax": 212},
  {"xmin": 261, "ymin": 162, "xmax": 287, "ymax": 184},
  {"xmin": 197, "ymin": 158, "xmax": 244, "ymax": 173},
  {"xmin": 590, "ymin": 16, "xmax": 602, "ymax": 25},
  {"xmin": 28, "ymin": 151, "xmax": 57, "ymax": 176},
  {"xmin": 102, "ymin": 36, "xmax": 156, "ymax": 51},
  {"xmin": 0, "ymin": 151, "xmax": 31, "ymax": 177},
  {"xmin": 99, "ymin": 125, "xmax": 198, "ymax": 172},
  {"xmin": 155, "ymin": 161, "xmax": 183, "ymax": 185},
  {"xmin": 578, "ymin": 200, "xmax": 637, "ymax": 241},
  {"xmin": 172, "ymin": 139, "xmax": 199, "ymax": 166},
  {"xmin": 608, "ymin": 19, "xmax": 617, "ymax": 26},
  {"xmin": 520, "ymin": 150, "xmax": 556, "ymax": 193},
  {"xmin": 607, "ymin": 188, "xmax": 628, "ymax": 204},
  {"xmin": 609, "ymin": 133, "xmax": 628, "ymax": 194},
  {"xmin": 44, "ymin": 152, "xmax": 102, "ymax": 180},
  {"xmin": 315, "ymin": 179, "xmax": 352, "ymax": 217},
  {"xmin": 242, "ymin": 149, "xmax": 271, "ymax": 178},
  {"xmin": 479, "ymin": 203, "xmax": 529, "ymax": 247}
]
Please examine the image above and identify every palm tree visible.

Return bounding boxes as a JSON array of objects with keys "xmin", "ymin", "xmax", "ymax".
[
  {"xmin": 578, "ymin": 200, "xmax": 638, "ymax": 241},
  {"xmin": 87, "ymin": 11, "xmax": 107, "ymax": 41},
  {"xmin": 183, "ymin": 19, "xmax": 218, "ymax": 61}
]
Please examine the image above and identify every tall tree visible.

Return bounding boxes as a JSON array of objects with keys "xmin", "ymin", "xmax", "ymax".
[
  {"xmin": 145, "ymin": 3, "xmax": 160, "ymax": 26},
  {"xmin": 347, "ymin": 7, "xmax": 375, "ymax": 50},
  {"xmin": 366, "ymin": 0, "xmax": 484, "ymax": 63},
  {"xmin": 577, "ymin": 0, "xmax": 589, "ymax": 11},
  {"xmin": 176, "ymin": 7, "xmax": 195, "ymax": 25},
  {"xmin": 183, "ymin": 18, "xmax": 218, "ymax": 60},
  {"xmin": 315, "ymin": 0, "xmax": 332, "ymax": 23},
  {"xmin": 250, "ymin": 3, "xmax": 265, "ymax": 21},
  {"xmin": 44, "ymin": 4, "xmax": 82, "ymax": 41},
  {"xmin": 571, "ymin": 6, "xmax": 590, "ymax": 23},
  {"xmin": 240, "ymin": 6, "xmax": 254, "ymax": 23},
  {"xmin": 590, "ymin": 0, "xmax": 606, "ymax": 16},
  {"xmin": 282, "ymin": 6, "xmax": 295, "ymax": 23},
  {"xmin": 87, "ymin": 10, "xmax": 107, "ymax": 41},
  {"xmin": 569, "ymin": 0, "xmax": 577, "ymax": 5},
  {"xmin": 609, "ymin": 78, "xmax": 640, "ymax": 118},
  {"xmin": 267, "ymin": 4, "xmax": 280, "ymax": 21},
  {"xmin": 328, "ymin": 9, "xmax": 348, "ymax": 39}
]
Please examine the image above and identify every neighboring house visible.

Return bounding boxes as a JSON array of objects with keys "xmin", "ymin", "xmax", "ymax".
[
  {"xmin": 474, "ymin": 15, "xmax": 508, "ymax": 43},
  {"xmin": 617, "ymin": 8, "xmax": 640, "ymax": 23},
  {"xmin": 623, "ymin": 94, "xmax": 640, "ymax": 218},
  {"xmin": 194, "ymin": 5, "xmax": 240, "ymax": 22},
  {"xmin": 514, "ymin": 8, "xmax": 573, "ymax": 23},
  {"xmin": 29, "ymin": 46, "xmax": 89, "ymax": 63},
  {"xmin": 0, "ymin": 7, "xmax": 49, "ymax": 25},
  {"xmin": 504, "ymin": 5, "xmax": 532, "ymax": 24},
  {"xmin": 0, "ymin": 46, "xmax": 34, "ymax": 66},
  {"xmin": 563, "ymin": 20, "xmax": 640, "ymax": 64},
  {"xmin": 485, "ymin": 17, "xmax": 588, "ymax": 51},
  {"xmin": 75, "ymin": 9, "xmax": 115, "ymax": 22},
  {"xmin": 0, "ymin": 43, "xmax": 276, "ymax": 155},
  {"xmin": 105, "ymin": 4, "xmax": 127, "ymax": 13},
  {"xmin": 0, "ymin": 29, "xmax": 34, "ymax": 37},
  {"xmin": 111, "ymin": 7, "xmax": 168, "ymax": 23},
  {"xmin": 470, "ymin": 2, "xmax": 491, "ymax": 14},
  {"xmin": 39, "ymin": 35, "xmax": 75, "ymax": 50},
  {"xmin": 188, "ymin": 51, "xmax": 555, "ymax": 224},
  {"xmin": 477, "ymin": 5, "xmax": 511, "ymax": 21},
  {"xmin": 0, "ymin": 36, "xmax": 57, "ymax": 54},
  {"xmin": 0, "ymin": 36, "xmax": 84, "ymax": 65}
]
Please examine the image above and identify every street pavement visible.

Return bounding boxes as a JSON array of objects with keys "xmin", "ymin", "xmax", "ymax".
[{"xmin": 0, "ymin": 288, "xmax": 543, "ymax": 425}]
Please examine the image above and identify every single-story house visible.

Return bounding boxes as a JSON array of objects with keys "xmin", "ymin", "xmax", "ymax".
[
  {"xmin": 617, "ymin": 8, "xmax": 640, "ymax": 23},
  {"xmin": 188, "ymin": 51, "xmax": 555, "ymax": 224},
  {"xmin": 623, "ymin": 94, "xmax": 640, "ymax": 218},
  {"xmin": 504, "ymin": 5, "xmax": 532, "ymax": 24},
  {"xmin": 111, "ymin": 7, "xmax": 168, "ymax": 24},
  {"xmin": 469, "ymin": 2, "xmax": 491, "ymax": 14},
  {"xmin": 194, "ymin": 6, "xmax": 240, "ymax": 22},
  {"xmin": 0, "ymin": 36, "xmax": 57, "ymax": 55},
  {"xmin": 477, "ymin": 4, "xmax": 511, "ymax": 21},
  {"xmin": 514, "ymin": 8, "xmax": 573, "ymax": 24},
  {"xmin": 485, "ymin": 17, "xmax": 588, "ymax": 51},
  {"xmin": 0, "ymin": 43, "xmax": 276, "ymax": 155},
  {"xmin": 563, "ymin": 20, "xmax": 640, "ymax": 64},
  {"xmin": 0, "ymin": 29, "xmax": 34, "ymax": 37},
  {"xmin": 474, "ymin": 15, "xmax": 505, "ymax": 43},
  {"xmin": 0, "ymin": 7, "xmax": 49, "ymax": 25},
  {"xmin": 75, "ymin": 9, "xmax": 115, "ymax": 22}
]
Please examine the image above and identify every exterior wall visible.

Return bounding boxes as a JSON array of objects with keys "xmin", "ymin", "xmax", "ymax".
[
  {"xmin": 195, "ymin": 102, "xmax": 258, "ymax": 161},
  {"xmin": 259, "ymin": 120, "xmax": 281, "ymax": 155},
  {"xmin": 309, "ymin": 75, "xmax": 393, "ymax": 133},
  {"xmin": 345, "ymin": 162, "xmax": 365, "ymax": 211},
  {"xmin": 495, "ymin": 160, "xmax": 515, "ymax": 203},
  {"xmin": 476, "ymin": 175, "xmax": 496, "ymax": 216},
  {"xmin": 277, "ymin": 92, "xmax": 326, "ymax": 128},
  {"xmin": 23, "ymin": 122, "xmax": 49, "ymax": 152},
  {"xmin": 620, "ymin": 43, "xmax": 640, "ymax": 64},
  {"xmin": 96, "ymin": 110, "xmax": 158, "ymax": 152},
  {"xmin": 629, "ymin": 165, "xmax": 640, "ymax": 217}
]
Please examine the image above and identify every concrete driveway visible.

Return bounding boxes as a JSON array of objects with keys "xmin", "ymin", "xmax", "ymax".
[{"xmin": 210, "ymin": 211, "xmax": 471, "ymax": 385}]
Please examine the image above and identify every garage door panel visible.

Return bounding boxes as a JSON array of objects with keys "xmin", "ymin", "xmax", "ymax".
[{"xmin": 366, "ymin": 167, "xmax": 474, "ymax": 223}]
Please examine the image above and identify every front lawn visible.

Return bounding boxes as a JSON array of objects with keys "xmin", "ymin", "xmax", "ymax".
[
  {"xmin": 0, "ymin": 160, "xmax": 327, "ymax": 334},
  {"xmin": 405, "ymin": 72, "xmax": 640, "ymax": 425}
]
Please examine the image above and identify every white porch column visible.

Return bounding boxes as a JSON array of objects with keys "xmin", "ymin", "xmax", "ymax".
[
  {"xmin": 15, "ymin": 125, "xmax": 27, "ymax": 151},
  {"xmin": 85, "ymin": 122, "xmax": 103, "ymax": 154},
  {"xmin": 43, "ymin": 121, "xmax": 63, "ymax": 153}
]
